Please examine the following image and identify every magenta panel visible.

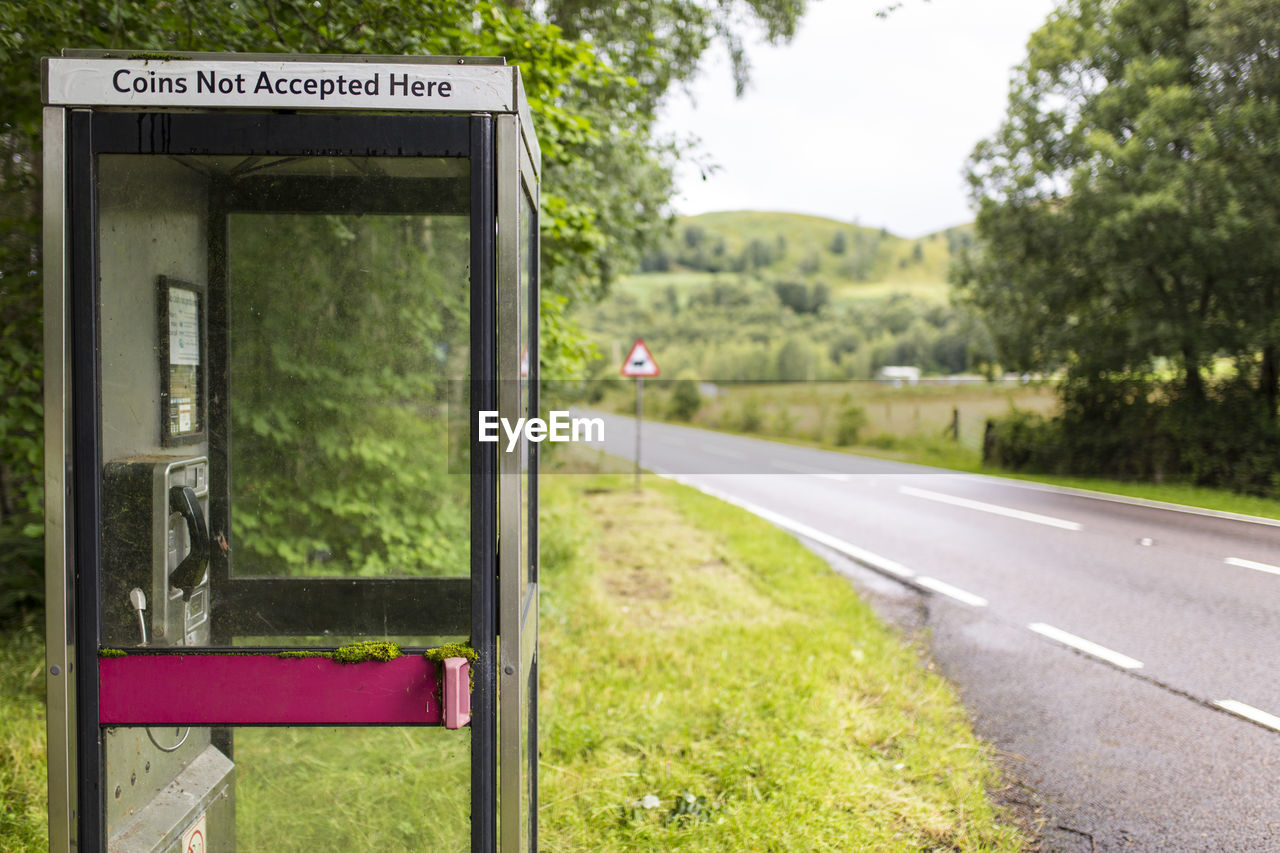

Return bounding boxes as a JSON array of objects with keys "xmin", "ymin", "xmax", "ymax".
[{"xmin": 99, "ymin": 654, "xmax": 444, "ymax": 725}]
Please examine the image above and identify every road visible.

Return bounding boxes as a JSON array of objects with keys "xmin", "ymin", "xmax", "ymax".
[{"xmin": 581, "ymin": 412, "xmax": 1280, "ymax": 851}]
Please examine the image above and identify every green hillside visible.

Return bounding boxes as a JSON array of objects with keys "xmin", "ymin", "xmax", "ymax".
[
  {"xmin": 627, "ymin": 210, "xmax": 972, "ymax": 304},
  {"xmin": 572, "ymin": 211, "xmax": 995, "ymax": 383}
]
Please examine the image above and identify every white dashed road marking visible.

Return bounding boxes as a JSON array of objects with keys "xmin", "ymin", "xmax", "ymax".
[
  {"xmin": 1028, "ymin": 622, "xmax": 1143, "ymax": 669},
  {"xmin": 1224, "ymin": 557, "xmax": 1280, "ymax": 577},
  {"xmin": 1214, "ymin": 700, "xmax": 1280, "ymax": 732}
]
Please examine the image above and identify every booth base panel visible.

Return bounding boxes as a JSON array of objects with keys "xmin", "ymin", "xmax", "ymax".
[{"xmin": 108, "ymin": 744, "xmax": 234, "ymax": 853}]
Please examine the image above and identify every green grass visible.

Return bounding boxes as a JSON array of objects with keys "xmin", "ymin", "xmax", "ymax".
[
  {"xmin": 234, "ymin": 727, "xmax": 469, "ymax": 851},
  {"xmin": 601, "ymin": 379, "xmax": 1057, "ymax": 455},
  {"xmin": 831, "ymin": 280, "xmax": 952, "ymax": 304},
  {"xmin": 538, "ymin": 471, "xmax": 1027, "ymax": 850},
  {"xmin": 0, "ymin": 619, "xmax": 47, "ymax": 851},
  {"xmin": 0, "ymin": 465, "xmax": 1027, "ymax": 851}
]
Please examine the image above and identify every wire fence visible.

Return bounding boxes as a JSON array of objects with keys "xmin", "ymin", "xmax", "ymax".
[{"xmin": 943, "ymin": 408, "xmax": 992, "ymax": 454}]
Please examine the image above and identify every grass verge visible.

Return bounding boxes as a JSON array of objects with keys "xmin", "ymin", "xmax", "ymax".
[
  {"xmin": 538, "ymin": 472, "xmax": 1027, "ymax": 850},
  {"xmin": 1, "ymin": 468, "xmax": 1028, "ymax": 851},
  {"xmin": 0, "ymin": 618, "xmax": 47, "ymax": 851}
]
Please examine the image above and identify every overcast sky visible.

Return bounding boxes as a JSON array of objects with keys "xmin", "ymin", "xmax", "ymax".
[{"xmin": 656, "ymin": 0, "xmax": 1060, "ymax": 237}]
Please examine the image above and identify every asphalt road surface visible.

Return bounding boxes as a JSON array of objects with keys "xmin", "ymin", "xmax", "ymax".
[{"xmin": 581, "ymin": 412, "xmax": 1280, "ymax": 851}]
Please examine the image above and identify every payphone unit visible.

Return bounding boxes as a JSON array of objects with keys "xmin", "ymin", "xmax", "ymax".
[{"xmin": 44, "ymin": 52, "xmax": 540, "ymax": 853}]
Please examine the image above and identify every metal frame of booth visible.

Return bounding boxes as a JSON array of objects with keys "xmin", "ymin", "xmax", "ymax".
[{"xmin": 43, "ymin": 53, "xmax": 539, "ymax": 853}]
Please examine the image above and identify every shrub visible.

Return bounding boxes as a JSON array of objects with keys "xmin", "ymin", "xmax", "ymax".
[
  {"xmin": 736, "ymin": 395, "xmax": 763, "ymax": 433},
  {"xmin": 668, "ymin": 380, "xmax": 702, "ymax": 422},
  {"xmin": 834, "ymin": 398, "xmax": 867, "ymax": 446}
]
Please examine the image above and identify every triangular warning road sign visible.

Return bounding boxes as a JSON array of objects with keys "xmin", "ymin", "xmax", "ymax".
[{"xmin": 621, "ymin": 339, "xmax": 660, "ymax": 377}]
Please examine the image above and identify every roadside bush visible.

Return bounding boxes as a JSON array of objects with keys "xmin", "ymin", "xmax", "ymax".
[
  {"xmin": 861, "ymin": 433, "xmax": 901, "ymax": 450},
  {"xmin": 667, "ymin": 380, "xmax": 702, "ymax": 422},
  {"xmin": 984, "ymin": 377, "xmax": 1280, "ymax": 496},
  {"xmin": 771, "ymin": 407, "xmax": 796, "ymax": 437},
  {"xmin": 735, "ymin": 395, "xmax": 764, "ymax": 433},
  {"xmin": 982, "ymin": 409, "xmax": 1063, "ymax": 472},
  {"xmin": 834, "ymin": 397, "xmax": 868, "ymax": 446}
]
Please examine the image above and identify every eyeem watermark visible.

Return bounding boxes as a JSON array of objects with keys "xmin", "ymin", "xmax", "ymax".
[{"xmin": 478, "ymin": 410, "xmax": 604, "ymax": 452}]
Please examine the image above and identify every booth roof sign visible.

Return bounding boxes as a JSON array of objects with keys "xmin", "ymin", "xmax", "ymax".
[
  {"xmin": 621, "ymin": 339, "xmax": 660, "ymax": 378},
  {"xmin": 43, "ymin": 55, "xmax": 516, "ymax": 113}
]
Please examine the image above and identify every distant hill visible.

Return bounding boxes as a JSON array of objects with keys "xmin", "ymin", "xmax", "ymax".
[
  {"xmin": 634, "ymin": 211, "xmax": 973, "ymax": 294},
  {"xmin": 576, "ymin": 212, "xmax": 995, "ymax": 382}
]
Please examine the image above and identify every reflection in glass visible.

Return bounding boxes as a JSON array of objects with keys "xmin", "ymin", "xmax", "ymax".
[
  {"xmin": 228, "ymin": 206, "xmax": 470, "ymax": 579},
  {"xmin": 105, "ymin": 726, "xmax": 470, "ymax": 853},
  {"xmin": 235, "ymin": 727, "xmax": 469, "ymax": 852}
]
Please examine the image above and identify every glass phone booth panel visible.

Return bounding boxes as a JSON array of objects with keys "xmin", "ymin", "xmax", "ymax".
[
  {"xmin": 93, "ymin": 139, "xmax": 480, "ymax": 851},
  {"xmin": 43, "ymin": 56, "xmax": 541, "ymax": 853}
]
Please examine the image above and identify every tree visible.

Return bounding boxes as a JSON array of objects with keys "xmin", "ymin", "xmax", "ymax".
[
  {"xmin": 958, "ymin": 0, "xmax": 1280, "ymax": 489},
  {"xmin": 1199, "ymin": 0, "xmax": 1280, "ymax": 416},
  {"xmin": 958, "ymin": 0, "xmax": 1242, "ymax": 396}
]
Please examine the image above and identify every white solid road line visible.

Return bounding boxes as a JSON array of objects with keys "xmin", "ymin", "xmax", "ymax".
[
  {"xmin": 661, "ymin": 475, "xmax": 916, "ymax": 579},
  {"xmin": 1224, "ymin": 557, "xmax": 1280, "ymax": 577},
  {"xmin": 916, "ymin": 577, "xmax": 989, "ymax": 607},
  {"xmin": 664, "ymin": 476, "xmax": 989, "ymax": 608},
  {"xmin": 702, "ymin": 445, "xmax": 745, "ymax": 459},
  {"xmin": 899, "ymin": 485, "xmax": 1083, "ymax": 531},
  {"xmin": 1028, "ymin": 622, "xmax": 1144, "ymax": 669},
  {"xmin": 1214, "ymin": 700, "xmax": 1280, "ymax": 732}
]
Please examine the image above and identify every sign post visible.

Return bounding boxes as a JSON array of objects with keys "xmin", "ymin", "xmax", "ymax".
[{"xmin": 620, "ymin": 339, "xmax": 660, "ymax": 488}]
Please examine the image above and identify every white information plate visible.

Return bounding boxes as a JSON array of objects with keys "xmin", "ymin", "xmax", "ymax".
[
  {"xmin": 45, "ymin": 58, "xmax": 513, "ymax": 112},
  {"xmin": 180, "ymin": 812, "xmax": 207, "ymax": 853},
  {"xmin": 168, "ymin": 288, "xmax": 200, "ymax": 368}
]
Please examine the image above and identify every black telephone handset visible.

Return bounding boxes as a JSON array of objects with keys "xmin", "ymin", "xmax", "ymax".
[{"xmin": 169, "ymin": 485, "xmax": 210, "ymax": 599}]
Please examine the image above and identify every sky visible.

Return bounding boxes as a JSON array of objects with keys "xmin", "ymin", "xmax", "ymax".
[{"xmin": 656, "ymin": 0, "xmax": 1060, "ymax": 238}]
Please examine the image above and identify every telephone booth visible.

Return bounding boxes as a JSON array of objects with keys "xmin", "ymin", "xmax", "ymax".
[{"xmin": 42, "ymin": 52, "xmax": 539, "ymax": 852}]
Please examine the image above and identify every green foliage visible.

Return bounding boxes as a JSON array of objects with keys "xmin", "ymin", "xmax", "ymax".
[
  {"xmin": 0, "ymin": 0, "xmax": 813, "ymax": 619},
  {"xmin": 228, "ymin": 213, "xmax": 471, "ymax": 577},
  {"xmin": 656, "ymin": 211, "xmax": 951, "ymax": 285},
  {"xmin": 959, "ymin": 0, "xmax": 1280, "ymax": 495},
  {"xmin": 581, "ymin": 275, "xmax": 994, "ymax": 383},
  {"xmin": 734, "ymin": 394, "xmax": 764, "ymax": 432},
  {"xmin": 0, "ymin": 127, "xmax": 43, "ymax": 623},
  {"xmin": 667, "ymin": 380, "xmax": 703, "ymax": 421},
  {"xmin": 984, "ymin": 376, "xmax": 1280, "ymax": 495},
  {"xmin": 982, "ymin": 409, "xmax": 1062, "ymax": 473},
  {"xmin": 834, "ymin": 397, "xmax": 868, "ymax": 446},
  {"xmin": 772, "ymin": 279, "xmax": 829, "ymax": 314}
]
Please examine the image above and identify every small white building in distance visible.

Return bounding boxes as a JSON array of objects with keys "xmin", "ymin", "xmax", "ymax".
[{"xmin": 876, "ymin": 366, "xmax": 921, "ymax": 386}]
